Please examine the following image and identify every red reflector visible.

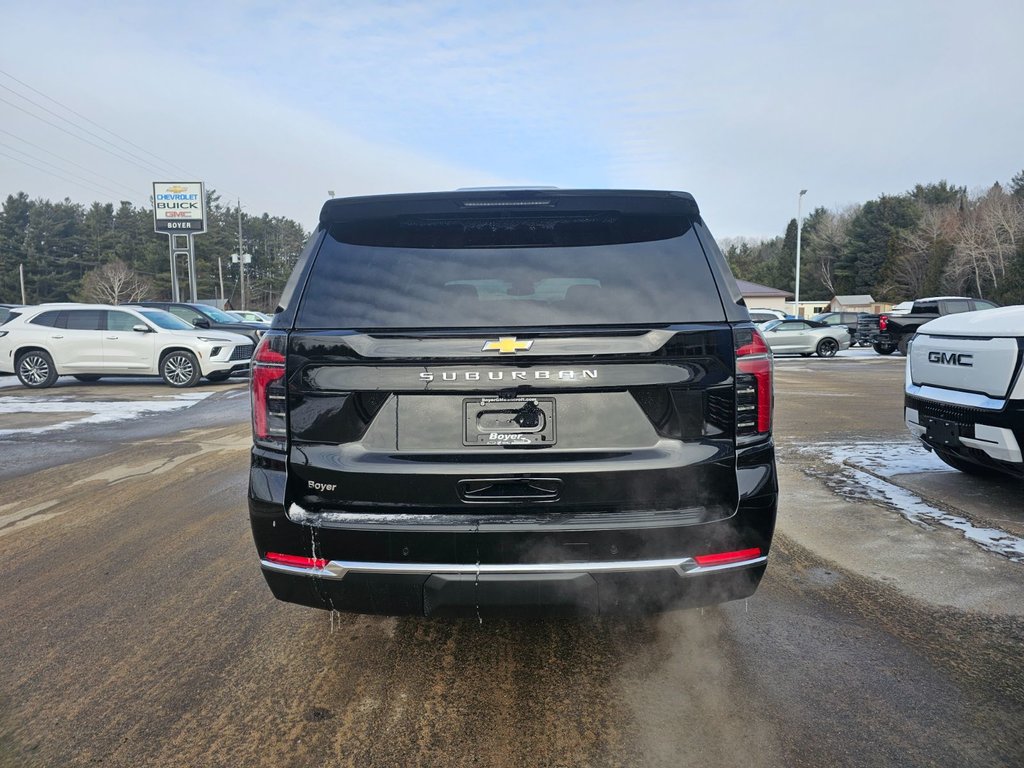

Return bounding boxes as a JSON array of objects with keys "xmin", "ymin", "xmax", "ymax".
[
  {"xmin": 879, "ymin": 314, "xmax": 888, "ymax": 332},
  {"xmin": 265, "ymin": 552, "xmax": 327, "ymax": 569},
  {"xmin": 693, "ymin": 547, "xmax": 762, "ymax": 567}
]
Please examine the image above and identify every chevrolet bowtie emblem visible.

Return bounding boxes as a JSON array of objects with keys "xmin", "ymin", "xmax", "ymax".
[{"xmin": 482, "ymin": 337, "xmax": 534, "ymax": 354}]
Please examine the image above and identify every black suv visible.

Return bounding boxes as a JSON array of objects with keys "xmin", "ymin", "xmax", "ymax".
[
  {"xmin": 248, "ymin": 189, "xmax": 777, "ymax": 617},
  {"xmin": 130, "ymin": 302, "xmax": 268, "ymax": 345}
]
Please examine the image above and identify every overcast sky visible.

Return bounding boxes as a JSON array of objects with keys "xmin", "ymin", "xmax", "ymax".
[{"xmin": 1, "ymin": 0, "xmax": 1021, "ymax": 238}]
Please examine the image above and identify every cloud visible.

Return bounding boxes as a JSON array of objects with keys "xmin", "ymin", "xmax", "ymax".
[{"xmin": 1, "ymin": 0, "xmax": 1022, "ymax": 237}]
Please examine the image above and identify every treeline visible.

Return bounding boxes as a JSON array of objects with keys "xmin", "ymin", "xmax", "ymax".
[
  {"xmin": 0, "ymin": 190, "xmax": 309, "ymax": 310},
  {"xmin": 723, "ymin": 171, "xmax": 1024, "ymax": 304}
]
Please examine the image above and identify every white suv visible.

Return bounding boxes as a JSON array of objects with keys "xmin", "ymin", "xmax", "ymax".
[{"xmin": 0, "ymin": 303, "xmax": 254, "ymax": 388}]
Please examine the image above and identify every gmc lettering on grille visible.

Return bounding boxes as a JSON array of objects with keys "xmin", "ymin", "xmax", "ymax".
[{"xmin": 927, "ymin": 351, "xmax": 973, "ymax": 367}]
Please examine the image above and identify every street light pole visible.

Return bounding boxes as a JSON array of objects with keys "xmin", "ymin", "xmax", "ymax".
[
  {"xmin": 236, "ymin": 199, "xmax": 244, "ymax": 311},
  {"xmin": 795, "ymin": 189, "xmax": 807, "ymax": 317}
]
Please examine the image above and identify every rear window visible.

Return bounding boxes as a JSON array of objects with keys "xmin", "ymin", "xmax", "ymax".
[{"xmin": 296, "ymin": 216, "xmax": 726, "ymax": 329}]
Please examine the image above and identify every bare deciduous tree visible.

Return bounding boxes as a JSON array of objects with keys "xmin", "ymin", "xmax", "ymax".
[
  {"xmin": 948, "ymin": 186, "xmax": 1024, "ymax": 296},
  {"xmin": 804, "ymin": 206, "xmax": 857, "ymax": 296},
  {"xmin": 80, "ymin": 259, "xmax": 151, "ymax": 305},
  {"xmin": 895, "ymin": 205, "xmax": 958, "ymax": 297}
]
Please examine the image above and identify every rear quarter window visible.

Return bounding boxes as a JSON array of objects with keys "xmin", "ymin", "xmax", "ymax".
[{"xmin": 29, "ymin": 310, "xmax": 62, "ymax": 327}]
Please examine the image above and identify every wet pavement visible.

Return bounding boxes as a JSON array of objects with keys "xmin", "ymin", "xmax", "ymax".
[{"xmin": 1, "ymin": 359, "xmax": 1022, "ymax": 767}]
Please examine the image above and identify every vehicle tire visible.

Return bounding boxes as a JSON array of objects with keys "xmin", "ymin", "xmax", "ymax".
[
  {"xmin": 799, "ymin": 352, "xmax": 812, "ymax": 357},
  {"xmin": 73, "ymin": 374, "xmax": 102, "ymax": 382},
  {"xmin": 816, "ymin": 338, "xmax": 839, "ymax": 357},
  {"xmin": 205, "ymin": 370, "xmax": 232, "ymax": 382},
  {"xmin": 160, "ymin": 350, "xmax": 201, "ymax": 388},
  {"xmin": 872, "ymin": 342, "xmax": 896, "ymax": 355},
  {"xmin": 16, "ymin": 350, "xmax": 59, "ymax": 388},
  {"xmin": 897, "ymin": 335, "xmax": 910, "ymax": 356},
  {"xmin": 934, "ymin": 448, "xmax": 1002, "ymax": 477}
]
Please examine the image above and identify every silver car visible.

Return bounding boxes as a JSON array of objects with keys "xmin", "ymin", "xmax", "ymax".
[{"xmin": 761, "ymin": 319, "xmax": 851, "ymax": 357}]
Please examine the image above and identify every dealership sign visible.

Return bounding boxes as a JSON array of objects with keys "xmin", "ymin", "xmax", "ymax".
[{"xmin": 152, "ymin": 182, "xmax": 207, "ymax": 233}]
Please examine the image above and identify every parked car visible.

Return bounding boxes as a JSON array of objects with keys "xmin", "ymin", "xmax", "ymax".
[
  {"xmin": 906, "ymin": 306, "xmax": 1023, "ymax": 479},
  {"xmin": 748, "ymin": 307, "xmax": 790, "ymax": 324},
  {"xmin": 0, "ymin": 303, "xmax": 254, "ymax": 388},
  {"xmin": 0, "ymin": 303, "xmax": 22, "ymax": 325},
  {"xmin": 129, "ymin": 301, "xmax": 268, "ymax": 345},
  {"xmin": 228, "ymin": 310, "xmax": 272, "ymax": 323},
  {"xmin": 811, "ymin": 311, "xmax": 867, "ymax": 345},
  {"xmin": 859, "ymin": 296, "xmax": 999, "ymax": 355},
  {"xmin": 249, "ymin": 188, "xmax": 778, "ymax": 617},
  {"xmin": 761, "ymin": 318, "xmax": 851, "ymax": 357}
]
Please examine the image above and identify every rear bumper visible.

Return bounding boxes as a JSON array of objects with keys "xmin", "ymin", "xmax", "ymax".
[
  {"xmin": 260, "ymin": 559, "xmax": 767, "ymax": 617},
  {"xmin": 248, "ymin": 442, "xmax": 777, "ymax": 616}
]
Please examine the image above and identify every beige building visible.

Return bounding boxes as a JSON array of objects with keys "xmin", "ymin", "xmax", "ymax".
[
  {"xmin": 736, "ymin": 279, "xmax": 793, "ymax": 314},
  {"xmin": 830, "ymin": 294, "xmax": 893, "ymax": 314}
]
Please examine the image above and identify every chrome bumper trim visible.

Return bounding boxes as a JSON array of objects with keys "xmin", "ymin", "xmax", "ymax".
[
  {"xmin": 905, "ymin": 383, "xmax": 1005, "ymax": 411},
  {"xmin": 260, "ymin": 554, "xmax": 767, "ymax": 581}
]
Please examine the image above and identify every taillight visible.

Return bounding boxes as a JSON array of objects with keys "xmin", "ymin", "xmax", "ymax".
[
  {"xmin": 251, "ymin": 331, "xmax": 288, "ymax": 450},
  {"xmin": 734, "ymin": 326, "xmax": 773, "ymax": 443},
  {"xmin": 879, "ymin": 314, "xmax": 888, "ymax": 332}
]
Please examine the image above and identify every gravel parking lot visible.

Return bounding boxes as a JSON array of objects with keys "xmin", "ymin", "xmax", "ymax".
[{"xmin": 0, "ymin": 358, "xmax": 1021, "ymax": 768}]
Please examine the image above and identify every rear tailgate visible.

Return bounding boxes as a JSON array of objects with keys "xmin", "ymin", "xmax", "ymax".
[{"xmin": 286, "ymin": 326, "xmax": 740, "ymax": 520}]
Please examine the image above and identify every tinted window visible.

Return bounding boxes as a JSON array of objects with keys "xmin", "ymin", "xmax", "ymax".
[
  {"xmin": 939, "ymin": 300, "xmax": 970, "ymax": 314},
  {"xmin": 29, "ymin": 310, "xmax": 61, "ymax": 327},
  {"xmin": 973, "ymin": 300, "xmax": 998, "ymax": 310},
  {"xmin": 169, "ymin": 306, "xmax": 203, "ymax": 324},
  {"xmin": 140, "ymin": 310, "xmax": 193, "ymax": 330},
  {"xmin": 66, "ymin": 310, "xmax": 103, "ymax": 330},
  {"xmin": 195, "ymin": 305, "xmax": 241, "ymax": 324},
  {"xmin": 297, "ymin": 226, "xmax": 726, "ymax": 329},
  {"xmin": 107, "ymin": 311, "xmax": 139, "ymax": 331}
]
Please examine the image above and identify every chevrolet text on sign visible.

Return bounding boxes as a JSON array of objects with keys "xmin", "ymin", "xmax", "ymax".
[{"xmin": 152, "ymin": 182, "xmax": 207, "ymax": 233}]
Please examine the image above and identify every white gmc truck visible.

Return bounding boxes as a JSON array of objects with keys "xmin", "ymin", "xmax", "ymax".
[{"xmin": 905, "ymin": 306, "xmax": 1024, "ymax": 479}]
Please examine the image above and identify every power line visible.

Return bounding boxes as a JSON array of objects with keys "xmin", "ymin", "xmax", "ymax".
[
  {"xmin": 0, "ymin": 94, "xmax": 169, "ymax": 178},
  {"xmin": 0, "ymin": 80, "xmax": 182, "ymax": 178},
  {"xmin": 0, "ymin": 149, "xmax": 125, "ymax": 201},
  {"xmin": 0, "ymin": 128, "xmax": 142, "ymax": 200},
  {"xmin": 0, "ymin": 139, "xmax": 142, "ymax": 201},
  {"xmin": 0, "ymin": 68, "xmax": 199, "ymax": 180},
  {"xmin": 0, "ymin": 69, "xmax": 245, "ymax": 203}
]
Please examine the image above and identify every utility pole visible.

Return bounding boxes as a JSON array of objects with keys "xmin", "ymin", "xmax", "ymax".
[
  {"xmin": 19, "ymin": 263, "xmax": 27, "ymax": 304},
  {"xmin": 217, "ymin": 256, "xmax": 225, "ymax": 303},
  {"xmin": 237, "ymin": 199, "xmax": 245, "ymax": 310},
  {"xmin": 795, "ymin": 189, "xmax": 807, "ymax": 318}
]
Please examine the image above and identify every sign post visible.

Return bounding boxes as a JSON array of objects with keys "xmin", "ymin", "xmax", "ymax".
[{"xmin": 152, "ymin": 182, "xmax": 207, "ymax": 302}]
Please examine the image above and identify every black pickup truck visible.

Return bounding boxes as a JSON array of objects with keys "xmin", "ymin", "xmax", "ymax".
[{"xmin": 858, "ymin": 297, "xmax": 1000, "ymax": 355}]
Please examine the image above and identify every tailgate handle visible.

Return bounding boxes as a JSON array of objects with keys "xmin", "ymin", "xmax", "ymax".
[{"xmin": 458, "ymin": 477, "xmax": 561, "ymax": 503}]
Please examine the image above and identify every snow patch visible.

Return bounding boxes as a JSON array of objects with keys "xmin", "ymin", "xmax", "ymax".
[
  {"xmin": 0, "ymin": 391, "xmax": 214, "ymax": 436},
  {"xmin": 797, "ymin": 440, "xmax": 1024, "ymax": 562}
]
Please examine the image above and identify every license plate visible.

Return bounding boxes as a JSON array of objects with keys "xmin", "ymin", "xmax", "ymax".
[{"xmin": 463, "ymin": 397, "xmax": 556, "ymax": 446}]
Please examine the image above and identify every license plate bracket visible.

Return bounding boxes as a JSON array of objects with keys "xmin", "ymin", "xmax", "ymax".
[
  {"xmin": 922, "ymin": 415, "xmax": 961, "ymax": 448},
  {"xmin": 463, "ymin": 397, "xmax": 556, "ymax": 447}
]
